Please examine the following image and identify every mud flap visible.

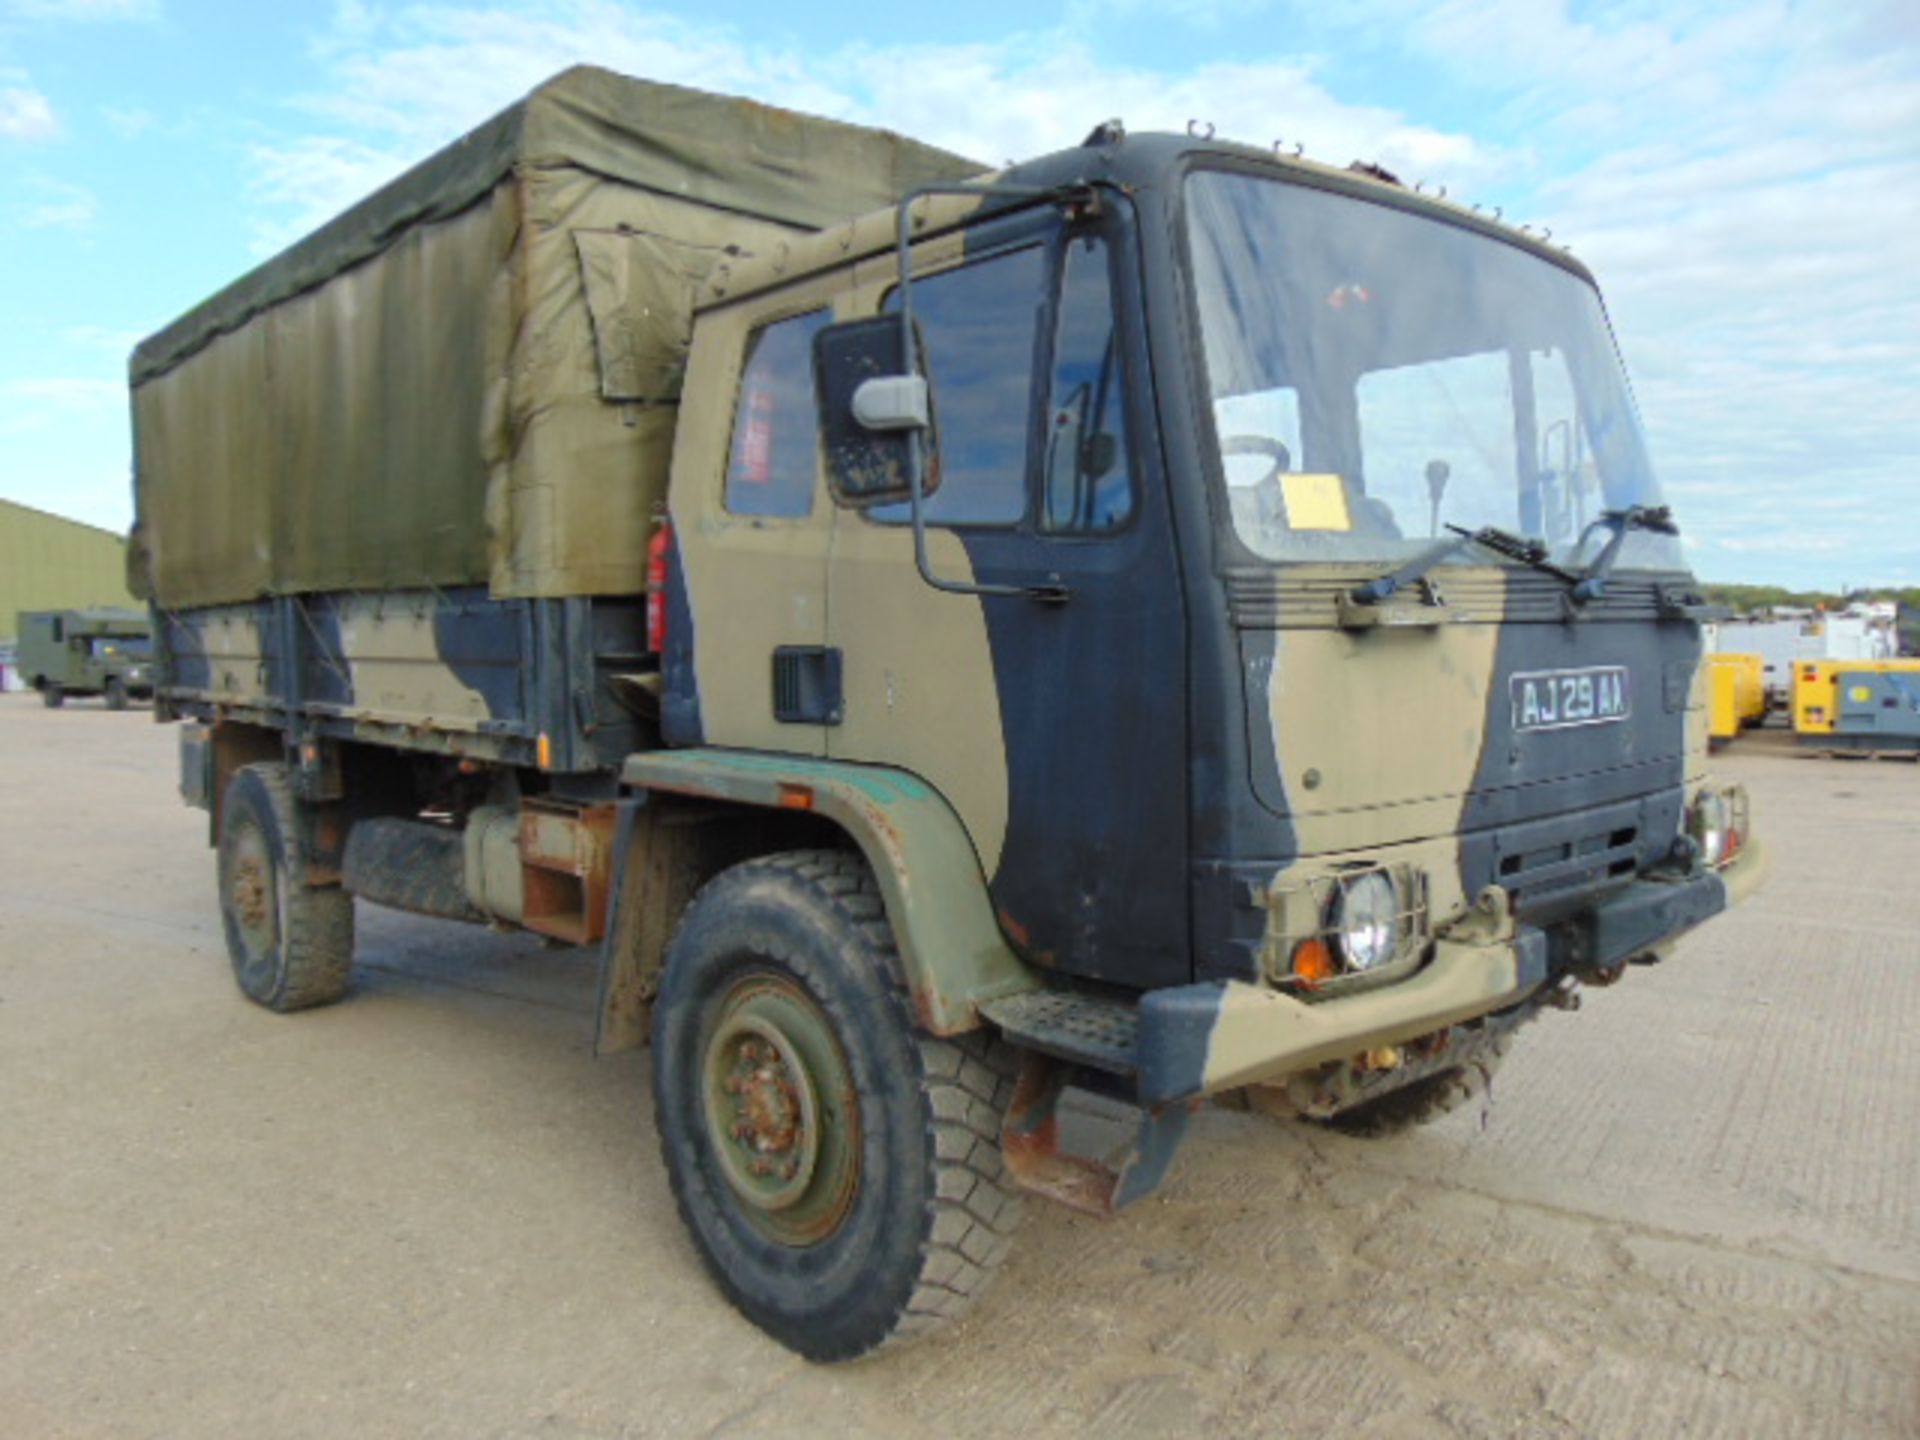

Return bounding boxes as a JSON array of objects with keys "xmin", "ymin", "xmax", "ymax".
[{"xmin": 999, "ymin": 1052, "xmax": 1193, "ymax": 1215}]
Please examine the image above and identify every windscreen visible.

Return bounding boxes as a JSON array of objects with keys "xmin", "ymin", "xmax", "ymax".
[
  {"xmin": 1187, "ymin": 170, "xmax": 1681, "ymax": 572},
  {"xmin": 91, "ymin": 636, "xmax": 151, "ymax": 659}
]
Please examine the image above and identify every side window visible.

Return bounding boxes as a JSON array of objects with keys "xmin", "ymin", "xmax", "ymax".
[
  {"xmin": 1043, "ymin": 234, "xmax": 1134, "ymax": 532},
  {"xmin": 725, "ymin": 310, "xmax": 830, "ymax": 518},
  {"xmin": 875, "ymin": 244, "xmax": 1045, "ymax": 527}
]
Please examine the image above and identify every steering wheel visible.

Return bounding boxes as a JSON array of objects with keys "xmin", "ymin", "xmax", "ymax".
[
  {"xmin": 1221, "ymin": 435, "xmax": 1293, "ymax": 534},
  {"xmin": 1221, "ymin": 434, "xmax": 1292, "ymax": 484}
]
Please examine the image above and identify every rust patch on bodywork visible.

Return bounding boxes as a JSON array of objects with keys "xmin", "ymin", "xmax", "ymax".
[
  {"xmin": 518, "ymin": 800, "xmax": 618, "ymax": 945},
  {"xmin": 1000, "ymin": 1052, "xmax": 1193, "ymax": 1215}
]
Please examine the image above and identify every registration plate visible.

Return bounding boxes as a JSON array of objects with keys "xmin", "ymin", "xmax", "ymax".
[{"xmin": 1511, "ymin": 666, "xmax": 1632, "ymax": 732}]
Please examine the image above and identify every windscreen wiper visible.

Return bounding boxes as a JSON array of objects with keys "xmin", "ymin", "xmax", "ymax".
[
  {"xmin": 1347, "ymin": 523, "xmax": 1576, "ymax": 605},
  {"xmin": 1569, "ymin": 505, "xmax": 1678, "ymax": 603},
  {"xmin": 1449, "ymin": 523, "xmax": 1583, "ymax": 585}
]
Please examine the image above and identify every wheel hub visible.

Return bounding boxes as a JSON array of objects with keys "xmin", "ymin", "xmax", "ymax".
[
  {"xmin": 233, "ymin": 858, "xmax": 270, "ymax": 932},
  {"xmin": 226, "ymin": 824, "xmax": 279, "ymax": 960},
  {"xmin": 700, "ymin": 975, "xmax": 859, "ymax": 1244},
  {"xmin": 709, "ymin": 1016, "xmax": 821, "ymax": 1209}
]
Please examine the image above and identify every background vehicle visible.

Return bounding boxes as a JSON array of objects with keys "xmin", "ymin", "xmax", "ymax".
[
  {"xmin": 1706, "ymin": 613, "xmax": 1892, "ymax": 710},
  {"xmin": 16, "ymin": 608, "xmax": 154, "ymax": 709},
  {"xmin": 134, "ymin": 68, "xmax": 1765, "ymax": 1361}
]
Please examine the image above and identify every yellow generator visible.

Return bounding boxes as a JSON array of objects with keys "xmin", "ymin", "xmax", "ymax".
[
  {"xmin": 1792, "ymin": 658, "xmax": 1920, "ymax": 737},
  {"xmin": 1707, "ymin": 653, "xmax": 1766, "ymax": 744}
]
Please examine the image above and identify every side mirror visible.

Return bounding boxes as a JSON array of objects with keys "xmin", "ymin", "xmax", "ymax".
[{"xmin": 813, "ymin": 316, "xmax": 939, "ymax": 508}]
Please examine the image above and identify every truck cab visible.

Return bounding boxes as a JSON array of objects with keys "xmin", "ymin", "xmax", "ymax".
[{"xmin": 661, "ymin": 130, "xmax": 1765, "ymax": 1132}]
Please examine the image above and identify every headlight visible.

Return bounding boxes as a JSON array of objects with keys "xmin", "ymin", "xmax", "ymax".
[
  {"xmin": 1689, "ymin": 789, "xmax": 1731, "ymax": 867},
  {"xmin": 1330, "ymin": 870, "xmax": 1400, "ymax": 972},
  {"xmin": 1686, "ymin": 783, "xmax": 1751, "ymax": 869}
]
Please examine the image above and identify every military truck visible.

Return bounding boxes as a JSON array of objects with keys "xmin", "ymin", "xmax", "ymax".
[
  {"xmin": 16, "ymin": 608, "xmax": 154, "ymax": 709},
  {"xmin": 132, "ymin": 68, "xmax": 1767, "ymax": 1361}
]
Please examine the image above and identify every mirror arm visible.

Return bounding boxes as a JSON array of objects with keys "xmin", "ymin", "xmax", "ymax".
[{"xmin": 893, "ymin": 180, "xmax": 1095, "ymax": 603}]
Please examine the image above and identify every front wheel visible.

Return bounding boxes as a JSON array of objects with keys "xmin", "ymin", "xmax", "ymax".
[
  {"xmin": 651, "ymin": 850, "xmax": 1022, "ymax": 1361},
  {"xmin": 104, "ymin": 677, "xmax": 128, "ymax": 711}
]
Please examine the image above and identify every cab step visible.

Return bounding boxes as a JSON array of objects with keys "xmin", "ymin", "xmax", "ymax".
[{"xmin": 980, "ymin": 990, "xmax": 1138, "ymax": 1075}]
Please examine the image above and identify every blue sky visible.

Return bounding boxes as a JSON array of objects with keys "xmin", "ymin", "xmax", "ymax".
[{"xmin": 1, "ymin": 0, "xmax": 1915, "ymax": 588}]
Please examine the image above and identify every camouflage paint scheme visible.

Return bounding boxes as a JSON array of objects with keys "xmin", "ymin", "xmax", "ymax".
[
  {"xmin": 664, "ymin": 134, "xmax": 1766, "ymax": 1105},
  {"xmin": 155, "ymin": 589, "xmax": 648, "ymax": 771},
  {"xmin": 620, "ymin": 749, "xmax": 1037, "ymax": 1034},
  {"xmin": 671, "ymin": 187, "xmax": 1191, "ymax": 989},
  {"xmin": 146, "ymin": 119, "xmax": 1768, "ymax": 1143}
]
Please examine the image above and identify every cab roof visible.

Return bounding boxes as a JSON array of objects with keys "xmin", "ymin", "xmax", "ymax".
[{"xmin": 698, "ymin": 130, "xmax": 1593, "ymax": 311}]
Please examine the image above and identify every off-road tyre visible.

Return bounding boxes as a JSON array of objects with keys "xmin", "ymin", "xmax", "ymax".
[
  {"xmin": 651, "ymin": 848, "xmax": 1023, "ymax": 1362},
  {"xmin": 1317, "ymin": 1028, "xmax": 1515, "ymax": 1138},
  {"xmin": 104, "ymin": 677, "xmax": 128, "ymax": 711},
  {"xmin": 41, "ymin": 682, "xmax": 63, "ymax": 709},
  {"xmin": 217, "ymin": 762, "xmax": 353, "ymax": 1012}
]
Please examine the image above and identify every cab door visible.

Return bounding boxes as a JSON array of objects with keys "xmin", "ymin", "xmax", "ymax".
[
  {"xmin": 667, "ymin": 279, "xmax": 839, "ymax": 755},
  {"xmin": 826, "ymin": 204, "xmax": 1189, "ymax": 988}
]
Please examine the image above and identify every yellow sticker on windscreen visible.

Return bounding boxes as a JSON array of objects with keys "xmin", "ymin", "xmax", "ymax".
[{"xmin": 1281, "ymin": 473, "xmax": 1352, "ymax": 530}]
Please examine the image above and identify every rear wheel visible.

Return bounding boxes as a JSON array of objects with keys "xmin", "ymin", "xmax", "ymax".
[
  {"xmin": 651, "ymin": 849, "xmax": 1022, "ymax": 1361},
  {"xmin": 41, "ymin": 683, "xmax": 63, "ymax": 709},
  {"xmin": 104, "ymin": 677, "xmax": 128, "ymax": 711},
  {"xmin": 217, "ymin": 762, "xmax": 353, "ymax": 1011}
]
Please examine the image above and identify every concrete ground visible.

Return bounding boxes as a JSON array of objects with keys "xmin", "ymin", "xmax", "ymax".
[{"xmin": 0, "ymin": 698, "xmax": 1914, "ymax": 1439}]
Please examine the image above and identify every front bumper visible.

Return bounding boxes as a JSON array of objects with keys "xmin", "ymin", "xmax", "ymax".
[{"xmin": 1135, "ymin": 838, "xmax": 1767, "ymax": 1106}]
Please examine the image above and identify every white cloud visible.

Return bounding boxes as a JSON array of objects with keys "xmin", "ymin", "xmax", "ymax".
[
  {"xmin": 244, "ymin": 133, "xmax": 412, "ymax": 255},
  {"xmin": 843, "ymin": 46, "xmax": 1511, "ymax": 184},
  {"xmin": 1273, "ymin": 0, "xmax": 1920, "ymax": 587},
  {"xmin": 250, "ymin": 2, "xmax": 1501, "ymax": 233},
  {"xmin": 0, "ymin": 85, "xmax": 59, "ymax": 139},
  {"xmin": 226, "ymin": 0, "xmax": 1919, "ymax": 588}
]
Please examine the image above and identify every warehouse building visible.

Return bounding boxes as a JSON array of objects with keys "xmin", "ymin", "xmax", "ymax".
[{"xmin": 0, "ymin": 498, "xmax": 139, "ymax": 687}]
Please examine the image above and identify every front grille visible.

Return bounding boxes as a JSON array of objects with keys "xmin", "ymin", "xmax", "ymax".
[
  {"xmin": 1462, "ymin": 791, "xmax": 1684, "ymax": 916},
  {"xmin": 1496, "ymin": 823, "xmax": 1639, "ymax": 903}
]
